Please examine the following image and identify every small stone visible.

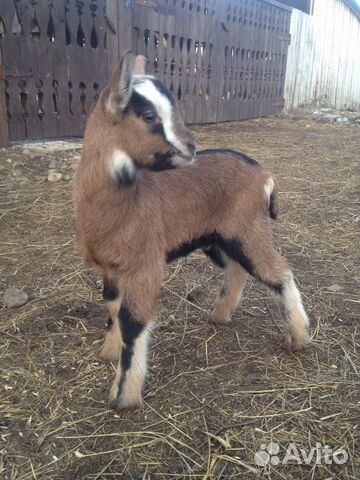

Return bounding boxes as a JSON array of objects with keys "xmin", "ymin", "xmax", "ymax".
[
  {"xmin": 48, "ymin": 160, "xmax": 57, "ymax": 169},
  {"xmin": 3, "ymin": 287, "xmax": 29, "ymax": 308},
  {"xmin": 320, "ymin": 114, "xmax": 337, "ymax": 123},
  {"xmin": 326, "ymin": 284, "xmax": 343, "ymax": 293},
  {"xmin": 336, "ymin": 117, "xmax": 349, "ymax": 124},
  {"xmin": 6, "ymin": 158, "xmax": 12, "ymax": 163},
  {"xmin": 47, "ymin": 172, "xmax": 62, "ymax": 182},
  {"xmin": 63, "ymin": 174, "xmax": 71, "ymax": 181}
]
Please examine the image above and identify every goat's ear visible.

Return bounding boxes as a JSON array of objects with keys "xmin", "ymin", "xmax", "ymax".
[
  {"xmin": 105, "ymin": 51, "xmax": 136, "ymax": 115},
  {"xmin": 133, "ymin": 55, "xmax": 147, "ymax": 75}
]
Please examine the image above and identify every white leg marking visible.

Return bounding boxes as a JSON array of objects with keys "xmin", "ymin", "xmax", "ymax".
[
  {"xmin": 110, "ymin": 323, "xmax": 153, "ymax": 408},
  {"xmin": 283, "ymin": 273, "xmax": 310, "ymax": 349}
]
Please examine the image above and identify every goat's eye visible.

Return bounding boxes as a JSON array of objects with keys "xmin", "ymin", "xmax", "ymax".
[{"xmin": 143, "ymin": 111, "xmax": 157, "ymax": 123}]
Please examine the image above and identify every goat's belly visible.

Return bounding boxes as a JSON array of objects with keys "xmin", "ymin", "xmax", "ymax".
[{"xmin": 166, "ymin": 234, "xmax": 214, "ymax": 263}]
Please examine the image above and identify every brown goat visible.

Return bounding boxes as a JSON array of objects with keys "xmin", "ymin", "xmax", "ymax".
[{"xmin": 74, "ymin": 52, "xmax": 310, "ymax": 409}]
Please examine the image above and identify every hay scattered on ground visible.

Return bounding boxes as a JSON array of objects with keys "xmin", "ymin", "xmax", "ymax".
[{"xmin": 0, "ymin": 115, "xmax": 359, "ymax": 479}]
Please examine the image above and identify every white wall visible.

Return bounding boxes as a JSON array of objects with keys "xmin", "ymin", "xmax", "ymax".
[{"xmin": 284, "ymin": 0, "xmax": 360, "ymax": 110}]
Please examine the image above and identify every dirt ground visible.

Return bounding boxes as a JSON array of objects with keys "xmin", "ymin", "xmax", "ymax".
[{"xmin": 0, "ymin": 115, "xmax": 359, "ymax": 480}]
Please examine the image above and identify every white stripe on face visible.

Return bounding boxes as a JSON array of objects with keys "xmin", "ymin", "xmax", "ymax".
[{"xmin": 133, "ymin": 79, "xmax": 186, "ymax": 154}]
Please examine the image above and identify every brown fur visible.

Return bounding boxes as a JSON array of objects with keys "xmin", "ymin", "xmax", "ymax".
[{"xmin": 74, "ymin": 52, "xmax": 310, "ymax": 410}]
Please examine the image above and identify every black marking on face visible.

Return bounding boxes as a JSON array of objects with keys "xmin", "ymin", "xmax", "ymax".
[
  {"xmin": 103, "ymin": 279, "xmax": 119, "ymax": 302},
  {"xmin": 114, "ymin": 306, "xmax": 144, "ymax": 401},
  {"xmin": 198, "ymin": 149, "xmax": 259, "ymax": 166},
  {"xmin": 149, "ymin": 78, "xmax": 176, "ymax": 106},
  {"xmin": 150, "ymin": 152, "xmax": 176, "ymax": 171},
  {"xmin": 203, "ymin": 245, "xmax": 227, "ymax": 269},
  {"xmin": 151, "ymin": 122, "xmax": 166, "ymax": 137},
  {"xmin": 116, "ymin": 165, "xmax": 136, "ymax": 186},
  {"xmin": 127, "ymin": 90, "xmax": 156, "ymax": 118}
]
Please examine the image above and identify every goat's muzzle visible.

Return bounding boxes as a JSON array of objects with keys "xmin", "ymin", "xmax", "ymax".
[{"xmin": 171, "ymin": 151, "xmax": 196, "ymax": 167}]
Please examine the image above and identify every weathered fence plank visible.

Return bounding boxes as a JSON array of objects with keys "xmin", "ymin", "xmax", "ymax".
[{"xmin": 284, "ymin": 0, "xmax": 360, "ymax": 111}]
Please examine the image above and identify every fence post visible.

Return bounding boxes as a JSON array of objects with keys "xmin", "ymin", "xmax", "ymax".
[
  {"xmin": 0, "ymin": 49, "xmax": 9, "ymax": 147},
  {"xmin": 106, "ymin": 0, "xmax": 133, "ymax": 75}
]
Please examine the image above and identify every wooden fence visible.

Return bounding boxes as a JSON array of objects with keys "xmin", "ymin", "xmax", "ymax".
[
  {"xmin": 284, "ymin": 0, "xmax": 360, "ymax": 111},
  {"xmin": 0, "ymin": 0, "xmax": 292, "ymax": 145}
]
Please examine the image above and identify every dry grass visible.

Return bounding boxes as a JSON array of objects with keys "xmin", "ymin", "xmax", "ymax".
[{"xmin": 0, "ymin": 116, "xmax": 359, "ymax": 479}]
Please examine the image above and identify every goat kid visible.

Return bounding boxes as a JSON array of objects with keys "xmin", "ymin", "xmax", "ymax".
[{"xmin": 74, "ymin": 52, "xmax": 310, "ymax": 410}]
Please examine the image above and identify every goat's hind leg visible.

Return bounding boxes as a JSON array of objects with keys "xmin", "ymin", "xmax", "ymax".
[
  {"xmin": 279, "ymin": 272, "xmax": 311, "ymax": 351},
  {"xmin": 205, "ymin": 247, "xmax": 248, "ymax": 324},
  {"xmin": 97, "ymin": 277, "xmax": 122, "ymax": 362},
  {"xmin": 255, "ymin": 254, "xmax": 310, "ymax": 351},
  {"xmin": 223, "ymin": 239, "xmax": 310, "ymax": 351}
]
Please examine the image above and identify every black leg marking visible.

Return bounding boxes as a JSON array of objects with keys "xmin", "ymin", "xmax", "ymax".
[
  {"xmin": 106, "ymin": 316, "xmax": 113, "ymax": 330},
  {"xmin": 103, "ymin": 279, "xmax": 119, "ymax": 302},
  {"xmin": 114, "ymin": 305, "xmax": 144, "ymax": 401},
  {"xmin": 203, "ymin": 245, "xmax": 227, "ymax": 269},
  {"xmin": 219, "ymin": 239, "xmax": 254, "ymax": 276},
  {"xmin": 120, "ymin": 306, "xmax": 144, "ymax": 344},
  {"xmin": 167, "ymin": 233, "xmax": 252, "ymax": 271},
  {"xmin": 220, "ymin": 239, "xmax": 284, "ymax": 294},
  {"xmin": 167, "ymin": 233, "xmax": 217, "ymax": 262},
  {"xmin": 269, "ymin": 282, "xmax": 283, "ymax": 296},
  {"xmin": 167, "ymin": 231, "xmax": 284, "ymax": 295}
]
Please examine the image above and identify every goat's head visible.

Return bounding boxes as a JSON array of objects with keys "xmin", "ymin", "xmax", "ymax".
[{"xmin": 93, "ymin": 51, "xmax": 196, "ymax": 185}]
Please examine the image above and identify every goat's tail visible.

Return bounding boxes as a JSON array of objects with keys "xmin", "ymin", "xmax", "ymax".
[{"xmin": 265, "ymin": 176, "xmax": 279, "ymax": 220}]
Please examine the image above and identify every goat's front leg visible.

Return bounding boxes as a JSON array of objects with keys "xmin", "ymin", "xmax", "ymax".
[
  {"xmin": 97, "ymin": 277, "xmax": 122, "ymax": 362},
  {"xmin": 109, "ymin": 271, "xmax": 163, "ymax": 409}
]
